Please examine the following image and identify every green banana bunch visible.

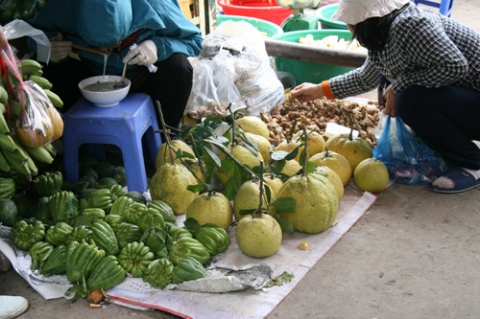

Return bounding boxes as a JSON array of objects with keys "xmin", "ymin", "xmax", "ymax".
[
  {"xmin": 28, "ymin": 75, "xmax": 53, "ymax": 90},
  {"xmin": 43, "ymin": 89, "xmax": 64, "ymax": 108},
  {"xmin": 20, "ymin": 59, "xmax": 43, "ymax": 78},
  {"xmin": 40, "ymin": 244, "xmax": 67, "ymax": 277},
  {"xmin": 142, "ymin": 258, "xmax": 174, "ymax": 289},
  {"xmin": 29, "ymin": 241, "xmax": 55, "ymax": 271},
  {"xmin": 192, "ymin": 224, "xmax": 230, "ymax": 256},
  {"xmin": 169, "ymin": 237, "xmax": 211, "ymax": 266},
  {"xmin": 1, "ymin": 135, "xmax": 37, "ymax": 179},
  {"xmin": 22, "ymin": 143, "xmax": 56, "ymax": 164},
  {"xmin": 0, "ymin": 95, "xmax": 56, "ymax": 178},
  {"xmin": 45, "ymin": 222, "xmax": 73, "ymax": 246},
  {"xmin": 184, "ymin": 218, "xmax": 230, "ymax": 256},
  {"xmin": 118, "ymin": 241, "xmax": 155, "ymax": 278},
  {"xmin": 0, "ymin": 86, "xmax": 8, "ymax": 105},
  {"xmin": 65, "ymin": 240, "xmax": 106, "ymax": 285},
  {"xmin": 86, "ymin": 255, "xmax": 126, "ymax": 291}
]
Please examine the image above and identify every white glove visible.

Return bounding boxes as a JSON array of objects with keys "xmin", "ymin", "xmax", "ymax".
[
  {"xmin": 49, "ymin": 33, "xmax": 72, "ymax": 63},
  {"xmin": 123, "ymin": 40, "xmax": 157, "ymax": 66}
]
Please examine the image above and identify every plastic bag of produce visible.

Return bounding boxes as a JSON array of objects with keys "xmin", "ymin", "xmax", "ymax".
[
  {"xmin": 373, "ymin": 115, "xmax": 446, "ymax": 185},
  {"xmin": 1, "ymin": 44, "xmax": 55, "ymax": 147},
  {"xmin": 186, "ymin": 49, "xmax": 245, "ymax": 119},
  {"xmin": 186, "ymin": 20, "xmax": 284, "ymax": 118}
]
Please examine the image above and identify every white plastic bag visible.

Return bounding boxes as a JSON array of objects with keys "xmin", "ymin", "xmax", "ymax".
[{"xmin": 186, "ymin": 20, "xmax": 284, "ymax": 118}]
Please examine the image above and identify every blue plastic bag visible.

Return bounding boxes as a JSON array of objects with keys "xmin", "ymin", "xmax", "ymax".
[{"xmin": 373, "ymin": 115, "xmax": 446, "ymax": 185}]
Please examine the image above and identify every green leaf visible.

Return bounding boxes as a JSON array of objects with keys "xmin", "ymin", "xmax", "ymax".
[
  {"xmin": 205, "ymin": 137, "xmax": 229, "ymax": 150},
  {"xmin": 263, "ymin": 182, "xmax": 272, "ymax": 203},
  {"xmin": 285, "ymin": 146, "xmax": 301, "ymax": 161},
  {"xmin": 176, "ymin": 149, "xmax": 195, "ymax": 160},
  {"xmin": 187, "ymin": 184, "xmax": 205, "ymax": 193},
  {"xmin": 242, "ymin": 142, "xmax": 259, "ymax": 157},
  {"xmin": 184, "ymin": 218, "xmax": 200, "ymax": 232},
  {"xmin": 239, "ymin": 208, "xmax": 256, "ymax": 216},
  {"xmin": 270, "ymin": 197, "xmax": 295, "ymax": 213},
  {"xmin": 269, "ymin": 159, "xmax": 286, "ymax": 176},
  {"xmin": 203, "ymin": 146, "xmax": 221, "ymax": 167},
  {"xmin": 305, "ymin": 161, "xmax": 317, "ymax": 175},
  {"xmin": 274, "ymin": 215, "xmax": 294, "ymax": 233}
]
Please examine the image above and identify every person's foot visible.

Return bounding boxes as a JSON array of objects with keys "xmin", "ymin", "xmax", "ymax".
[
  {"xmin": 0, "ymin": 296, "xmax": 29, "ymax": 319},
  {"xmin": 429, "ymin": 166, "xmax": 480, "ymax": 194}
]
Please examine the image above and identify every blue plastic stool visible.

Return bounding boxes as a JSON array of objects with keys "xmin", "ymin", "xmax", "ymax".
[
  {"xmin": 412, "ymin": 0, "xmax": 454, "ymax": 17},
  {"xmin": 63, "ymin": 93, "xmax": 162, "ymax": 193}
]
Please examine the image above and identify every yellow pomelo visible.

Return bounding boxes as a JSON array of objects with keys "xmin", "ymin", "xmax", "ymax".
[
  {"xmin": 155, "ymin": 140, "xmax": 196, "ymax": 170},
  {"xmin": 184, "ymin": 159, "xmax": 206, "ymax": 183},
  {"xmin": 277, "ymin": 173, "xmax": 339, "ymax": 234},
  {"xmin": 236, "ymin": 116, "xmax": 270, "ymax": 140},
  {"xmin": 236, "ymin": 213, "xmax": 282, "ymax": 258},
  {"xmin": 273, "ymin": 139, "xmax": 301, "ymax": 161},
  {"xmin": 353, "ymin": 158, "xmax": 390, "ymax": 193},
  {"xmin": 245, "ymin": 132, "xmax": 272, "ymax": 164},
  {"xmin": 325, "ymin": 133, "xmax": 373, "ymax": 172},
  {"xmin": 216, "ymin": 144, "xmax": 263, "ymax": 186},
  {"xmin": 308, "ymin": 149, "xmax": 352, "ymax": 186},
  {"xmin": 292, "ymin": 130, "xmax": 326, "ymax": 161},
  {"xmin": 313, "ymin": 166, "xmax": 344, "ymax": 200},
  {"xmin": 233, "ymin": 180, "xmax": 276, "ymax": 222},
  {"xmin": 274, "ymin": 131, "xmax": 326, "ymax": 163},
  {"xmin": 186, "ymin": 192, "xmax": 233, "ymax": 231},
  {"xmin": 280, "ymin": 159, "xmax": 302, "ymax": 177},
  {"xmin": 149, "ymin": 163, "xmax": 199, "ymax": 215},
  {"xmin": 263, "ymin": 174, "xmax": 284, "ymax": 197}
]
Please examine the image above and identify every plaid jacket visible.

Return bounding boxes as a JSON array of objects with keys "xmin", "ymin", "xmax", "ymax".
[{"xmin": 329, "ymin": 2, "xmax": 480, "ymax": 98}]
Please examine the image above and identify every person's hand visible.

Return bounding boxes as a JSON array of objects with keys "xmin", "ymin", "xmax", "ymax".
[
  {"xmin": 123, "ymin": 40, "xmax": 157, "ymax": 66},
  {"xmin": 49, "ymin": 33, "xmax": 72, "ymax": 63},
  {"xmin": 290, "ymin": 82, "xmax": 324, "ymax": 103},
  {"xmin": 382, "ymin": 85, "xmax": 397, "ymax": 117}
]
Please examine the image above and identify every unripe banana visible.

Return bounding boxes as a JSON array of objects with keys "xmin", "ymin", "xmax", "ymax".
[
  {"xmin": 7, "ymin": 98, "xmax": 23, "ymax": 117},
  {"xmin": 11, "ymin": 135, "xmax": 38, "ymax": 176},
  {"xmin": 23, "ymin": 144, "xmax": 55, "ymax": 164},
  {"xmin": 2, "ymin": 73, "xmax": 18, "ymax": 90},
  {"xmin": 20, "ymin": 59, "xmax": 43, "ymax": 76},
  {"xmin": 0, "ymin": 133, "xmax": 17, "ymax": 152},
  {"xmin": 3, "ymin": 146, "xmax": 31, "ymax": 178},
  {"xmin": 0, "ymin": 111, "xmax": 11, "ymax": 134},
  {"xmin": 0, "ymin": 85, "xmax": 8, "ymax": 105},
  {"xmin": 44, "ymin": 89, "xmax": 64, "ymax": 108},
  {"xmin": 28, "ymin": 75, "xmax": 53, "ymax": 90},
  {"xmin": 0, "ymin": 149, "xmax": 11, "ymax": 173},
  {"xmin": 42, "ymin": 142, "xmax": 57, "ymax": 157}
]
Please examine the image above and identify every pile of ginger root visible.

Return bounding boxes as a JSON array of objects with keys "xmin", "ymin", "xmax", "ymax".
[{"xmin": 260, "ymin": 95, "xmax": 381, "ymax": 148}]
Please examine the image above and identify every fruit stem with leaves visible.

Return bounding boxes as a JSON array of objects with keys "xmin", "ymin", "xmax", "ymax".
[
  {"xmin": 301, "ymin": 125, "xmax": 309, "ymax": 177},
  {"xmin": 341, "ymin": 107, "xmax": 355, "ymax": 141}
]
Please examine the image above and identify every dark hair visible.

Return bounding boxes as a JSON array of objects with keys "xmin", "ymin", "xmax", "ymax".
[{"xmin": 352, "ymin": 4, "xmax": 408, "ymax": 51}]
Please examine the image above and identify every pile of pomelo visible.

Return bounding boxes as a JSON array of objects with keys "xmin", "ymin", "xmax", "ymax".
[{"xmin": 149, "ymin": 112, "xmax": 389, "ymax": 259}]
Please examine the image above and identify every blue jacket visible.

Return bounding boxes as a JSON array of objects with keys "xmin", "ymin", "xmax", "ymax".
[{"xmin": 29, "ymin": 0, "xmax": 203, "ymax": 74}]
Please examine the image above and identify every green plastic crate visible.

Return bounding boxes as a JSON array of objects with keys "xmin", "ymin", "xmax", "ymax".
[
  {"xmin": 271, "ymin": 29, "xmax": 354, "ymax": 84},
  {"xmin": 216, "ymin": 14, "xmax": 284, "ymax": 38}
]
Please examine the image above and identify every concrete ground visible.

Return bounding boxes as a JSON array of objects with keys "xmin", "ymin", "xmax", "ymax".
[{"xmin": 1, "ymin": 0, "xmax": 479, "ymax": 318}]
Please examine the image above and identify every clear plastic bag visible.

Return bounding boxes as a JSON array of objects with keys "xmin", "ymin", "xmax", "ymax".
[
  {"xmin": 186, "ymin": 20, "xmax": 284, "ymax": 118},
  {"xmin": 373, "ymin": 115, "xmax": 447, "ymax": 185},
  {"xmin": 1, "ymin": 44, "xmax": 54, "ymax": 147},
  {"xmin": 186, "ymin": 49, "xmax": 246, "ymax": 119}
]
